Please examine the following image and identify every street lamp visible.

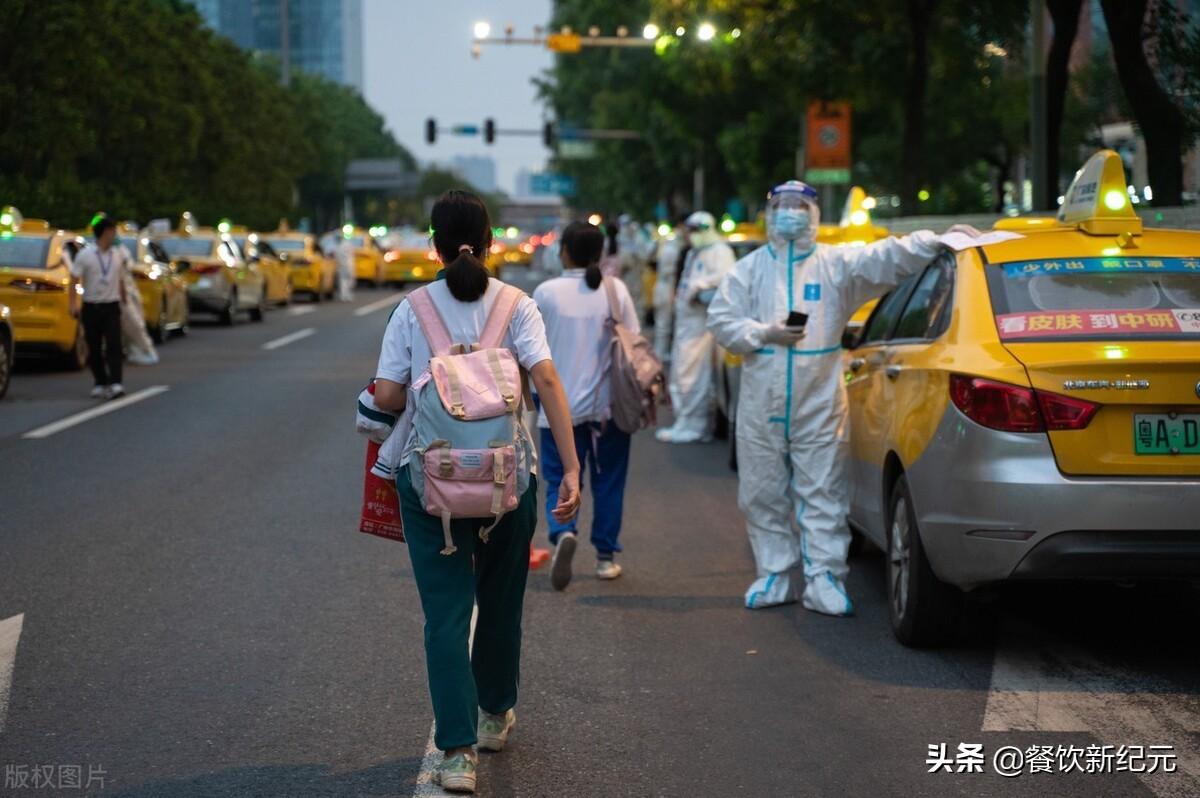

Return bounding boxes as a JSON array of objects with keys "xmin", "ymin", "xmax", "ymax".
[
  {"xmin": 474, "ymin": 21, "xmax": 491, "ymax": 39},
  {"xmin": 643, "ymin": 23, "xmax": 659, "ymax": 40},
  {"xmin": 697, "ymin": 22, "xmax": 716, "ymax": 41}
]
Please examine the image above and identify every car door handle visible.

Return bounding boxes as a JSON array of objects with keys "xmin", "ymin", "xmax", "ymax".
[
  {"xmin": 885, "ymin": 364, "xmax": 904, "ymax": 380},
  {"xmin": 848, "ymin": 357, "xmax": 866, "ymax": 373}
]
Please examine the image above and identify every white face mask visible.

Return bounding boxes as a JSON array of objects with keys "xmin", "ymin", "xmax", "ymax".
[{"xmin": 771, "ymin": 208, "xmax": 812, "ymax": 241}]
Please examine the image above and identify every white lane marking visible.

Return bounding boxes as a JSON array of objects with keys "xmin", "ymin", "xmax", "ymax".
[
  {"xmin": 354, "ymin": 292, "xmax": 406, "ymax": 317},
  {"xmin": 984, "ymin": 620, "xmax": 1200, "ymax": 796},
  {"xmin": 413, "ymin": 605, "xmax": 478, "ymax": 797},
  {"xmin": 0, "ymin": 613, "xmax": 24, "ymax": 733},
  {"xmin": 22, "ymin": 386, "xmax": 170, "ymax": 440},
  {"xmin": 286, "ymin": 305, "xmax": 316, "ymax": 316},
  {"xmin": 261, "ymin": 327, "xmax": 316, "ymax": 350}
]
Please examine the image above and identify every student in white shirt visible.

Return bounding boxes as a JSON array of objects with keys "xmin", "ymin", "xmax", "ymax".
[
  {"xmin": 70, "ymin": 217, "xmax": 128, "ymax": 399},
  {"xmin": 372, "ymin": 190, "xmax": 580, "ymax": 794},
  {"xmin": 533, "ymin": 221, "xmax": 639, "ymax": 590}
]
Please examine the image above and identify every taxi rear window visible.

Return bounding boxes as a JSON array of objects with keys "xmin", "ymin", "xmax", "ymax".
[
  {"xmin": 0, "ymin": 235, "xmax": 51, "ymax": 268},
  {"xmin": 156, "ymin": 237, "xmax": 215, "ymax": 258},
  {"xmin": 264, "ymin": 238, "xmax": 305, "ymax": 252},
  {"xmin": 986, "ymin": 257, "xmax": 1200, "ymax": 340}
]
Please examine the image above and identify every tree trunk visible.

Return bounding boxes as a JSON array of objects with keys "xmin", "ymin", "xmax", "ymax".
[
  {"xmin": 1099, "ymin": 0, "xmax": 1185, "ymax": 206},
  {"xmin": 1045, "ymin": 0, "xmax": 1083, "ymax": 208},
  {"xmin": 900, "ymin": 0, "xmax": 937, "ymax": 216}
]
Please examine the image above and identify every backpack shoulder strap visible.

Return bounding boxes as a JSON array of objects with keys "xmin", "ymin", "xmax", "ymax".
[
  {"xmin": 601, "ymin": 276, "xmax": 620, "ymax": 324},
  {"xmin": 479, "ymin": 284, "xmax": 523, "ymax": 350},
  {"xmin": 407, "ymin": 286, "xmax": 454, "ymax": 357}
]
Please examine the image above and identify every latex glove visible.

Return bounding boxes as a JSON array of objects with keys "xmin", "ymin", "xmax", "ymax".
[
  {"xmin": 945, "ymin": 223, "xmax": 983, "ymax": 238},
  {"xmin": 762, "ymin": 323, "xmax": 807, "ymax": 347}
]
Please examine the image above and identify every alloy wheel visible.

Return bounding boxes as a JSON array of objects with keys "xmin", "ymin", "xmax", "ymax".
[{"xmin": 889, "ymin": 497, "xmax": 912, "ymax": 621}]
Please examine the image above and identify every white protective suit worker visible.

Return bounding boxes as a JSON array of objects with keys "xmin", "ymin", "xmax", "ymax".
[
  {"xmin": 335, "ymin": 233, "xmax": 356, "ymax": 302},
  {"xmin": 656, "ymin": 211, "xmax": 736, "ymax": 444},
  {"xmin": 707, "ymin": 180, "xmax": 976, "ymax": 615},
  {"xmin": 651, "ymin": 227, "xmax": 684, "ymax": 362}
]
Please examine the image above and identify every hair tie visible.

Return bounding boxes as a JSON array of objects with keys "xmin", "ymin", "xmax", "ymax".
[{"xmin": 458, "ymin": 244, "xmax": 473, "ymax": 253}]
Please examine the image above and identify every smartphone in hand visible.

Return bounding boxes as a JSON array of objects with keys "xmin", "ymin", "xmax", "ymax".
[{"xmin": 786, "ymin": 311, "xmax": 809, "ymax": 329}]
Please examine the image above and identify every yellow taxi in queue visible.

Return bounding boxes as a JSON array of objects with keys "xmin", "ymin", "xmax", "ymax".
[
  {"xmin": 826, "ymin": 186, "xmax": 891, "ymax": 339},
  {"xmin": 261, "ymin": 226, "xmax": 336, "ymax": 301},
  {"xmin": 232, "ymin": 228, "xmax": 292, "ymax": 306},
  {"xmin": 72, "ymin": 222, "xmax": 190, "ymax": 344},
  {"xmin": 0, "ymin": 207, "xmax": 87, "ymax": 369},
  {"xmin": 148, "ymin": 214, "xmax": 268, "ymax": 325},
  {"xmin": 383, "ymin": 230, "xmax": 439, "ymax": 285},
  {"xmin": 843, "ymin": 151, "xmax": 1200, "ymax": 647},
  {"xmin": 337, "ymin": 225, "xmax": 385, "ymax": 287}
]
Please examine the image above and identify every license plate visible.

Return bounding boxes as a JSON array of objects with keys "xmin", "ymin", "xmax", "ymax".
[{"xmin": 1134, "ymin": 414, "xmax": 1200, "ymax": 455}]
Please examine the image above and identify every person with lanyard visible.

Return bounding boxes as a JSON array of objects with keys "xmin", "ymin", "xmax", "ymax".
[
  {"xmin": 533, "ymin": 220, "xmax": 641, "ymax": 589},
  {"xmin": 70, "ymin": 216, "xmax": 129, "ymax": 399}
]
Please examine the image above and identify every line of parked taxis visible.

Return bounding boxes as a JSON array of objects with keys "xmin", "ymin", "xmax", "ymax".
[
  {"xmin": 718, "ymin": 153, "xmax": 1199, "ymax": 647},
  {"xmin": 0, "ymin": 209, "xmax": 385, "ymax": 399}
]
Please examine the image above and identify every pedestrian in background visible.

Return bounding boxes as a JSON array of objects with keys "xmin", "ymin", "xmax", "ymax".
[
  {"xmin": 656, "ymin": 211, "xmax": 736, "ymax": 444},
  {"xmin": 70, "ymin": 217, "xmax": 128, "ymax": 399},
  {"xmin": 372, "ymin": 190, "xmax": 581, "ymax": 795},
  {"xmin": 533, "ymin": 220, "xmax": 640, "ymax": 590},
  {"xmin": 650, "ymin": 218, "xmax": 686, "ymax": 363},
  {"xmin": 335, "ymin": 231, "xmax": 355, "ymax": 301},
  {"xmin": 118, "ymin": 234, "xmax": 158, "ymax": 366}
]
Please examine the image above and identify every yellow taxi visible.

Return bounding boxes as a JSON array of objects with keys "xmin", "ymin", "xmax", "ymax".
[
  {"xmin": 232, "ymin": 228, "xmax": 292, "ymax": 307},
  {"xmin": 261, "ymin": 225, "xmax": 335, "ymax": 301},
  {"xmin": 843, "ymin": 151, "xmax": 1200, "ymax": 646},
  {"xmin": 149, "ymin": 214, "xmax": 267, "ymax": 325},
  {"xmin": 486, "ymin": 227, "xmax": 532, "ymax": 275},
  {"xmin": 383, "ymin": 230, "xmax": 439, "ymax": 285},
  {"xmin": 0, "ymin": 302, "xmax": 13, "ymax": 398},
  {"xmin": 0, "ymin": 207, "xmax": 87, "ymax": 369},
  {"xmin": 337, "ymin": 225, "xmax": 385, "ymax": 287},
  {"xmin": 827, "ymin": 187, "xmax": 891, "ymax": 340}
]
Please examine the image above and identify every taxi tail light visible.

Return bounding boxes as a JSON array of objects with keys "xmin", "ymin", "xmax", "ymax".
[
  {"xmin": 9, "ymin": 277, "xmax": 64, "ymax": 293},
  {"xmin": 192, "ymin": 263, "xmax": 221, "ymax": 274},
  {"xmin": 1036, "ymin": 390, "xmax": 1099, "ymax": 431},
  {"xmin": 949, "ymin": 375, "xmax": 1044, "ymax": 433}
]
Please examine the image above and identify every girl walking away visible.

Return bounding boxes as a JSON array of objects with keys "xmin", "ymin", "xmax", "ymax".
[
  {"xmin": 532, "ymin": 221, "xmax": 640, "ymax": 590},
  {"xmin": 372, "ymin": 191, "xmax": 581, "ymax": 794}
]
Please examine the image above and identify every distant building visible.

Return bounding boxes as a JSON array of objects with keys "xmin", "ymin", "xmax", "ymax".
[
  {"xmin": 448, "ymin": 156, "xmax": 498, "ymax": 193},
  {"xmin": 513, "ymin": 167, "xmax": 534, "ymax": 198},
  {"xmin": 187, "ymin": 0, "xmax": 364, "ymax": 92}
]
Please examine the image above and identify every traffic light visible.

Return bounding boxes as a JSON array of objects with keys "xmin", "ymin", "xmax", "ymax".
[
  {"xmin": 484, "ymin": 118, "xmax": 496, "ymax": 145},
  {"xmin": 542, "ymin": 121, "xmax": 555, "ymax": 148},
  {"xmin": 425, "ymin": 117, "xmax": 436, "ymax": 144}
]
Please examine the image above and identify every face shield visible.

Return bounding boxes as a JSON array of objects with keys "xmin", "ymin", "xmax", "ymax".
[{"xmin": 765, "ymin": 181, "xmax": 820, "ymax": 248}]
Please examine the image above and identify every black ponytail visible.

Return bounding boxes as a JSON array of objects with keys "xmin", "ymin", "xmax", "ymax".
[
  {"xmin": 561, "ymin": 220, "xmax": 605, "ymax": 290},
  {"xmin": 604, "ymin": 221, "xmax": 619, "ymax": 256},
  {"xmin": 430, "ymin": 190, "xmax": 492, "ymax": 302}
]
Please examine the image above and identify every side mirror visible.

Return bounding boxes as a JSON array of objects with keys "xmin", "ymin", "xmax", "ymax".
[{"xmin": 841, "ymin": 328, "xmax": 859, "ymax": 350}]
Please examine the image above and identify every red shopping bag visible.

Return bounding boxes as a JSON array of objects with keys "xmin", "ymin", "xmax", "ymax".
[{"xmin": 360, "ymin": 440, "xmax": 404, "ymax": 541}]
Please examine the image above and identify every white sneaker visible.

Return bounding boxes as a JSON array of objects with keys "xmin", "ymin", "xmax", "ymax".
[
  {"xmin": 477, "ymin": 708, "xmax": 516, "ymax": 752},
  {"xmin": 106, "ymin": 383, "xmax": 125, "ymax": 400},
  {"xmin": 802, "ymin": 572, "xmax": 855, "ymax": 617},
  {"xmin": 90, "ymin": 385, "xmax": 106, "ymax": 399},
  {"xmin": 128, "ymin": 351, "xmax": 158, "ymax": 366},
  {"xmin": 744, "ymin": 573, "xmax": 797, "ymax": 609},
  {"xmin": 550, "ymin": 532, "xmax": 577, "ymax": 591},
  {"xmin": 655, "ymin": 427, "xmax": 712, "ymax": 444},
  {"xmin": 431, "ymin": 752, "xmax": 477, "ymax": 793},
  {"xmin": 596, "ymin": 560, "xmax": 623, "ymax": 580}
]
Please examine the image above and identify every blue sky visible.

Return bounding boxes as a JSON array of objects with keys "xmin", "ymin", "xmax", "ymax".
[{"xmin": 362, "ymin": 0, "xmax": 554, "ymax": 193}]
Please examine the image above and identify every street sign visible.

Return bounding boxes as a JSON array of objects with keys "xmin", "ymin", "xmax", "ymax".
[
  {"xmin": 805, "ymin": 101, "xmax": 851, "ymax": 183},
  {"xmin": 806, "ymin": 168, "xmax": 852, "ymax": 185},
  {"xmin": 530, "ymin": 173, "xmax": 577, "ymax": 197},
  {"xmin": 450, "ymin": 125, "xmax": 479, "ymax": 135},
  {"xmin": 558, "ymin": 140, "xmax": 597, "ymax": 159}
]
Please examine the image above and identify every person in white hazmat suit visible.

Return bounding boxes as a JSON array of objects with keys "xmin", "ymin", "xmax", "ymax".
[
  {"xmin": 650, "ymin": 226, "xmax": 684, "ymax": 362},
  {"xmin": 656, "ymin": 211, "xmax": 736, "ymax": 444},
  {"xmin": 335, "ymin": 233, "xmax": 356, "ymax": 302},
  {"xmin": 707, "ymin": 180, "xmax": 978, "ymax": 614}
]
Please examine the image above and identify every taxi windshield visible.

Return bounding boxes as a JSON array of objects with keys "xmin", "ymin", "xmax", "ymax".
[
  {"xmin": 0, "ymin": 234, "xmax": 51, "ymax": 268},
  {"xmin": 987, "ymin": 257, "xmax": 1200, "ymax": 341},
  {"xmin": 264, "ymin": 238, "xmax": 305, "ymax": 252},
  {"xmin": 344, "ymin": 235, "xmax": 365, "ymax": 248},
  {"xmin": 156, "ymin": 236, "xmax": 216, "ymax": 258}
]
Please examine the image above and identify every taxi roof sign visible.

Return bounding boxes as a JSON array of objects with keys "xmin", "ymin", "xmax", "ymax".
[
  {"xmin": 839, "ymin": 186, "xmax": 874, "ymax": 228},
  {"xmin": 1057, "ymin": 149, "xmax": 1142, "ymax": 236}
]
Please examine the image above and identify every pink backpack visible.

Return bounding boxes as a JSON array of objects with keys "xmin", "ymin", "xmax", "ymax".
[{"xmin": 406, "ymin": 284, "xmax": 532, "ymax": 555}]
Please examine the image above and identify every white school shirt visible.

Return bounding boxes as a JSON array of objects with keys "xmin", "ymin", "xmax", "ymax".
[
  {"xmin": 532, "ymin": 270, "xmax": 640, "ymax": 428},
  {"xmin": 375, "ymin": 278, "xmax": 553, "ymax": 464},
  {"xmin": 70, "ymin": 243, "xmax": 129, "ymax": 303}
]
